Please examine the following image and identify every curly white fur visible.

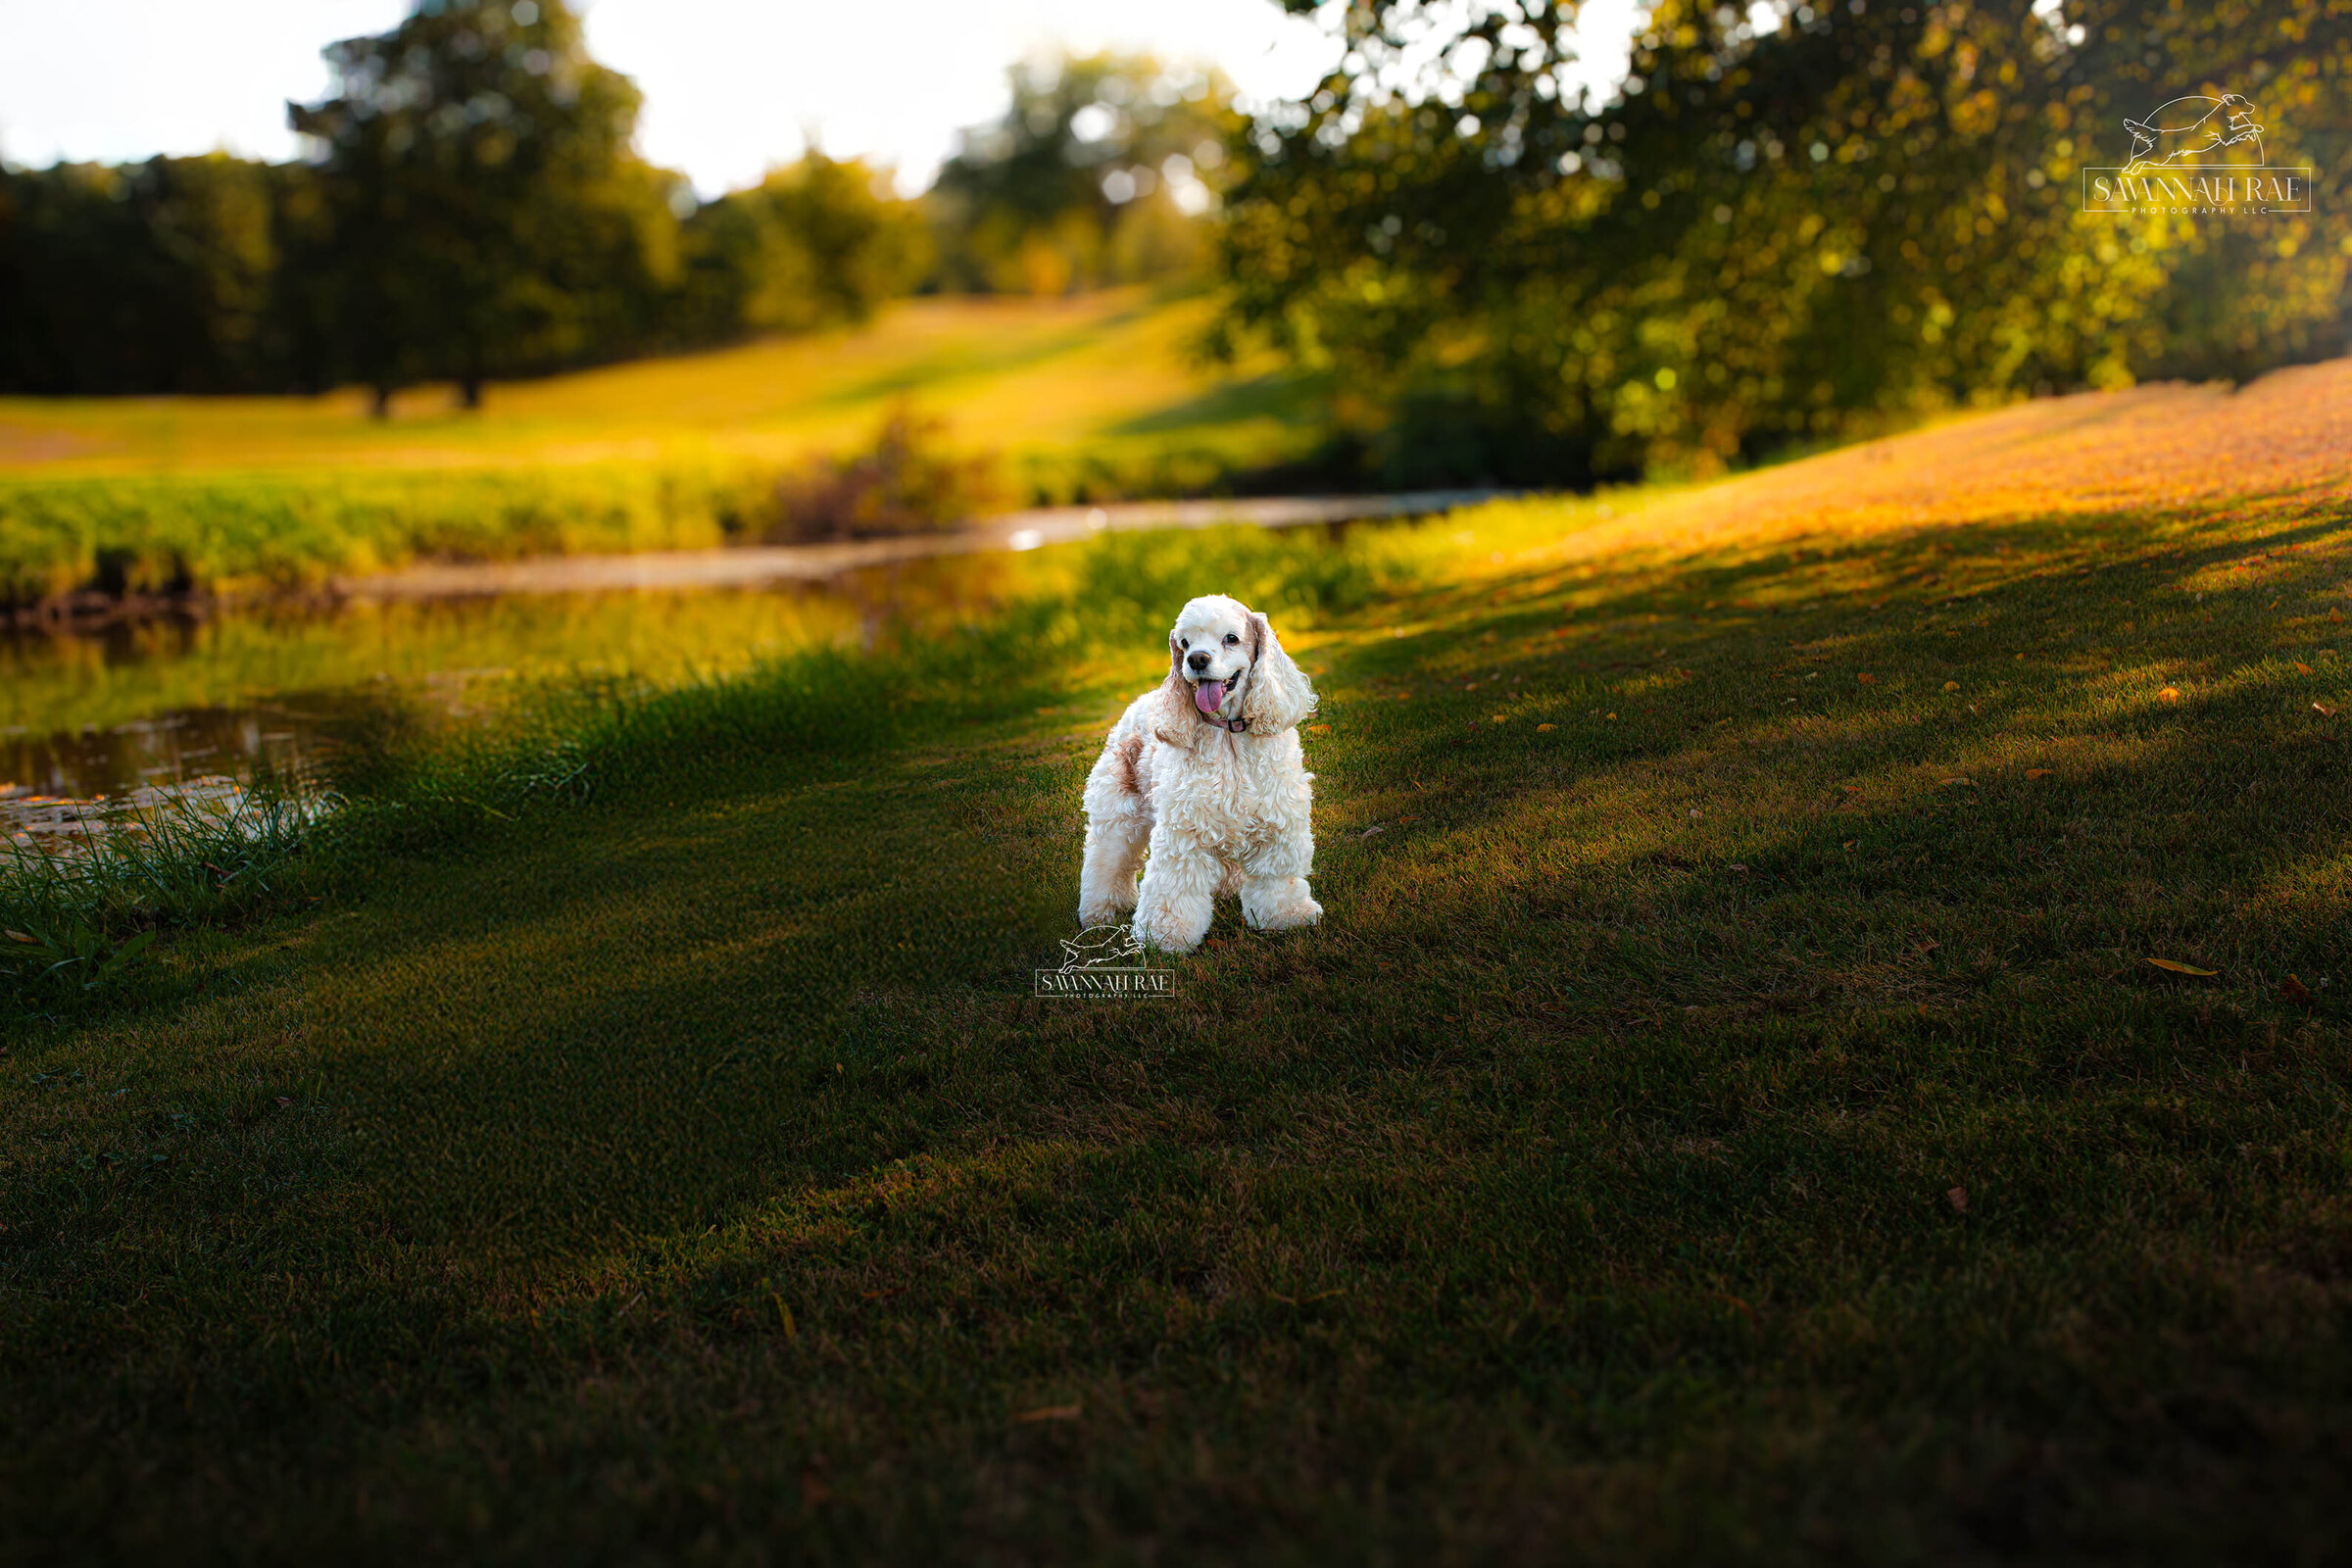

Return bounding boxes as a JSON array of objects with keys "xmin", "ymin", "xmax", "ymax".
[{"xmin": 1078, "ymin": 594, "xmax": 1322, "ymax": 955}]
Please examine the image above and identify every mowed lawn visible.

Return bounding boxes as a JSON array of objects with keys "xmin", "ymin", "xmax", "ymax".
[
  {"xmin": 0, "ymin": 289, "xmax": 1315, "ymax": 480},
  {"xmin": 5, "ymin": 366, "xmax": 2352, "ymax": 1561}
]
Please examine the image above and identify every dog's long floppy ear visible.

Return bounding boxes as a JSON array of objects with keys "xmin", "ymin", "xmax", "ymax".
[
  {"xmin": 1151, "ymin": 629, "xmax": 1200, "ymax": 748},
  {"xmin": 1241, "ymin": 611, "xmax": 1316, "ymax": 734}
]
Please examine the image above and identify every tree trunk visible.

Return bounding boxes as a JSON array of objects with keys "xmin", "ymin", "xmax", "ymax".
[
  {"xmin": 370, "ymin": 383, "xmax": 393, "ymax": 419},
  {"xmin": 459, "ymin": 373, "xmax": 483, "ymax": 411}
]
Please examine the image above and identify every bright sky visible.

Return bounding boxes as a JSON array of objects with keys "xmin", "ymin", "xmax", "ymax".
[
  {"xmin": 0, "ymin": 0, "xmax": 1337, "ymax": 196},
  {"xmin": 0, "ymin": 0, "xmax": 1644, "ymax": 196}
]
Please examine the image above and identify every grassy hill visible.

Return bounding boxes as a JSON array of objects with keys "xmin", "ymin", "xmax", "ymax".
[
  {"xmin": 0, "ymin": 290, "xmax": 1327, "ymax": 604},
  {"xmin": 5, "ymin": 362, "xmax": 2351, "ymax": 1559}
]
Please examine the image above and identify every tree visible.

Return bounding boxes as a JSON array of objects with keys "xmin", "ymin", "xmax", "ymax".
[
  {"xmin": 1220, "ymin": 0, "xmax": 2352, "ymax": 484},
  {"xmin": 930, "ymin": 53, "xmax": 1239, "ymax": 294},
  {"xmin": 0, "ymin": 155, "xmax": 319, "ymax": 394},
  {"xmin": 288, "ymin": 0, "xmax": 677, "ymax": 414},
  {"xmin": 669, "ymin": 153, "xmax": 932, "ymax": 342}
]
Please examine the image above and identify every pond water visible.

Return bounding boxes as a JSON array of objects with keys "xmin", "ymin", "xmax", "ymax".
[{"xmin": 2, "ymin": 551, "xmax": 1033, "ymax": 806}]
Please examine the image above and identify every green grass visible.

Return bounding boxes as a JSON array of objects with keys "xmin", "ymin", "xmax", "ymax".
[
  {"xmin": 5, "ymin": 449, "xmax": 2351, "ymax": 1558},
  {"xmin": 0, "ymin": 292, "xmax": 1330, "ymax": 604}
]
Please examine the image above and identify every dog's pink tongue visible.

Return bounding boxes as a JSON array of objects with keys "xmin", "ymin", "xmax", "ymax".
[{"xmin": 1194, "ymin": 679, "xmax": 1227, "ymax": 716}]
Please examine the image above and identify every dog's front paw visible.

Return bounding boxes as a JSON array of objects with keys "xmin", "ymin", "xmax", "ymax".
[{"xmin": 1132, "ymin": 903, "xmax": 1207, "ymax": 956}]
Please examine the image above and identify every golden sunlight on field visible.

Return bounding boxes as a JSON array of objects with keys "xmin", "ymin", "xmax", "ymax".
[
  {"xmin": 1584, "ymin": 359, "xmax": 2352, "ymax": 561},
  {"xmin": 0, "ymin": 291, "xmax": 1294, "ymax": 478}
]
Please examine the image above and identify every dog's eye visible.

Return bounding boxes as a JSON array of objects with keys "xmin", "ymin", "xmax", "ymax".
[
  {"xmin": 1223, "ymin": 633, "xmax": 1240, "ymax": 646},
  {"xmin": 1178, "ymin": 639, "xmax": 1189, "ymax": 651}
]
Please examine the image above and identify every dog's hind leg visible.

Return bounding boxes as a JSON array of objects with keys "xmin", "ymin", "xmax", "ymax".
[
  {"xmin": 1078, "ymin": 734, "xmax": 1152, "ymax": 927},
  {"xmin": 1078, "ymin": 812, "xmax": 1151, "ymax": 927}
]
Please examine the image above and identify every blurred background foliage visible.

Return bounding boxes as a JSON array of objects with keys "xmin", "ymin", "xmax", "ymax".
[
  {"xmin": 928, "ymin": 53, "xmax": 1240, "ymax": 295},
  {"xmin": 1218, "ymin": 0, "xmax": 2352, "ymax": 487},
  {"xmin": 0, "ymin": 0, "xmax": 2344, "ymax": 489},
  {"xmin": 0, "ymin": 3, "xmax": 1226, "ymax": 410}
]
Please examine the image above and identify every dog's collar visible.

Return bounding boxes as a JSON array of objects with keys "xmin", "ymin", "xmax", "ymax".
[{"xmin": 1203, "ymin": 712, "xmax": 1250, "ymax": 733}]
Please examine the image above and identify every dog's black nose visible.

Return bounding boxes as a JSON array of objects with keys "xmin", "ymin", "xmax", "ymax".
[{"xmin": 1187, "ymin": 650, "xmax": 1210, "ymax": 671}]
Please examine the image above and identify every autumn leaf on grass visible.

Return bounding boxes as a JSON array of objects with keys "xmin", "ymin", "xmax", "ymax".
[
  {"xmin": 1537, "ymin": 722, "xmax": 1555, "ymax": 732},
  {"xmin": 2148, "ymin": 958, "xmax": 2219, "ymax": 977},
  {"xmin": 1857, "ymin": 672, "xmax": 1878, "ymax": 685},
  {"xmin": 1946, "ymin": 1187, "xmax": 1969, "ymax": 1213},
  {"xmin": 1942, "ymin": 681, "xmax": 1960, "ymax": 692},
  {"xmin": 2026, "ymin": 768, "xmax": 2052, "ymax": 779},
  {"xmin": 2278, "ymin": 974, "xmax": 2316, "ymax": 1005},
  {"xmin": 2295, "ymin": 662, "xmax": 2314, "ymax": 674},
  {"xmin": 2158, "ymin": 686, "xmax": 2181, "ymax": 705},
  {"xmin": 1941, "ymin": 777, "xmax": 1975, "ymax": 788},
  {"xmin": 1014, "ymin": 1404, "xmax": 1082, "ymax": 1424},
  {"xmin": 4, "ymin": 930, "xmax": 38, "ymax": 945},
  {"xmin": 1306, "ymin": 723, "xmax": 1332, "ymax": 734},
  {"xmin": 2314, "ymin": 702, "xmax": 2338, "ymax": 717}
]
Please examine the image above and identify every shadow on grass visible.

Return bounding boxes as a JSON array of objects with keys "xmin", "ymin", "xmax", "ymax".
[{"xmin": 5, "ymin": 493, "xmax": 2350, "ymax": 1560}]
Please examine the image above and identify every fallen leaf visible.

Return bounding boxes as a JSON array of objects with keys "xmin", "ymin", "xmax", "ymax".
[
  {"xmin": 2278, "ymin": 973, "xmax": 2315, "ymax": 1004},
  {"xmin": 1857, "ymin": 672, "xmax": 1878, "ymax": 684},
  {"xmin": 2148, "ymin": 958, "xmax": 2218, "ymax": 977},
  {"xmin": 2296, "ymin": 662, "xmax": 2314, "ymax": 674},
  {"xmin": 2026, "ymin": 768, "xmax": 2052, "ymax": 779},
  {"xmin": 2314, "ymin": 702, "xmax": 2338, "ymax": 717},
  {"xmin": 1841, "ymin": 784, "xmax": 1864, "ymax": 793},
  {"xmin": 1360, "ymin": 825, "xmax": 1386, "ymax": 839},
  {"xmin": 1842, "ymin": 839, "xmax": 1858, "ymax": 850},
  {"xmin": 1492, "ymin": 714, "xmax": 1509, "ymax": 723},
  {"xmin": 2332, "ymin": 609, "xmax": 2345, "ymax": 623},
  {"xmin": 1306, "ymin": 723, "xmax": 1331, "ymax": 734},
  {"xmin": 2158, "ymin": 686, "xmax": 2181, "ymax": 705},
  {"xmin": 4, "ymin": 930, "xmax": 37, "ymax": 945},
  {"xmin": 1605, "ymin": 711, "xmax": 1617, "ymax": 719},
  {"xmin": 1942, "ymin": 680, "xmax": 1960, "ymax": 692},
  {"xmin": 1947, "ymin": 1187, "xmax": 1969, "ymax": 1213},
  {"xmin": 1537, "ymin": 722, "xmax": 1555, "ymax": 732},
  {"xmin": 1014, "ymin": 1403, "xmax": 1083, "ymax": 1424},
  {"xmin": 1728, "ymin": 862, "xmax": 1750, "ymax": 873},
  {"xmin": 1942, "ymin": 777, "xmax": 1975, "ymax": 787}
]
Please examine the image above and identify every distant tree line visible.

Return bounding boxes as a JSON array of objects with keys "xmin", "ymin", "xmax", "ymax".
[
  {"xmin": 0, "ymin": 0, "xmax": 1223, "ymax": 406},
  {"xmin": 1220, "ymin": 0, "xmax": 2352, "ymax": 487}
]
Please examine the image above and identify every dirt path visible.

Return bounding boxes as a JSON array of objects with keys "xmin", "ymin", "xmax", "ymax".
[{"xmin": 329, "ymin": 490, "xmax": 1510, "ymax": 600}]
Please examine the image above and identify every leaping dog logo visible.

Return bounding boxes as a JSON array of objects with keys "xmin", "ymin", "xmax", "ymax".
[
  {"xmin": 1057, "ymin": 924, "xmax": 1147, "ymax": 970},
  {"xmin": 2123, "ymin": 93, "xmax": 2264, "ymax": 173}
]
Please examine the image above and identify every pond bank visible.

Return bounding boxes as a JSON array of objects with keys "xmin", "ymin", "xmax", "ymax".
[{"xmin": 326, "ymin": 490, "xmax": 1508, "ymax": 600}]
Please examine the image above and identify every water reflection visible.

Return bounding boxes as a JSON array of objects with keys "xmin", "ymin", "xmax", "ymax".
[{"xmin": 2, "ymin": 552, "xmax": 1031, "ymax": 799}]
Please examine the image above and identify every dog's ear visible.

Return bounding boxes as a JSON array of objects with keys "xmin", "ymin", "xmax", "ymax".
[
  {"xmin": 1241, "ymin": 612, "xmax": 1316, "ymax": 734},
  {"xmin": 1151, "ymin": 630, "xmax": 1200, "ymax": 748}
]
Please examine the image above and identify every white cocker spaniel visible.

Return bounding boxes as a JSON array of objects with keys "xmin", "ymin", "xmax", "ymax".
[{"xmin": 1079, "ymin": 594, "xmax": 1322, "ymax": 954}]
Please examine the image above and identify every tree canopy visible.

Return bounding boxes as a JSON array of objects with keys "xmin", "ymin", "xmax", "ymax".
[
  {"xmin": 286, "ymin": 0, "xmax": 676, "ymax": 411},
  {"xmin": 1220, "ymin": 0, "xmax": 2351, "ymax": 485}
]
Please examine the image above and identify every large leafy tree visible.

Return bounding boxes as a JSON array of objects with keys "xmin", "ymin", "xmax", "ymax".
[
  {"xmin": 289, "ymin": 0, "xmax": 676, "ymax": 413},
  {"xmin": 1222, "ymin": 0, "xmax": 2351, "ymax": 485}
]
